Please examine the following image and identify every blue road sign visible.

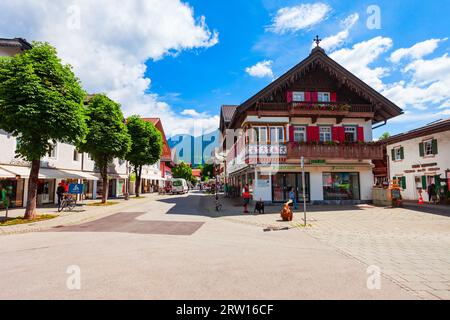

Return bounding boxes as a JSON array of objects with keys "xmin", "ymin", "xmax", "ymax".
[{"xmin": 69, "ymin": 183, "xmax": 84, "ymax": 195}]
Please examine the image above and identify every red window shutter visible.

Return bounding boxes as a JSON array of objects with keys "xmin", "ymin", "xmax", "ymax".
[
  {"xmin": 357, "ymin": 127, "xmax": 365, "ymax": 142},
  {"xmin": 286, "ymin": 91, "xmax": 293, "ymax": 103},
  {"xmin": 307, "ymin": 126, "xmax": 320, "ymax": 142},
  {"xmin": 305, "ymin": 91, "xmax": 311, "ymax": 102},
  {"xmin": 332, "ymin": 126, "xmax": 339, "ymax": 142},
  {"xmin": 289, "ymin": 126, "xmax": 295, "ymax": 141},
  {"xmin": 311, "ymin": 92, "xmax": 318, "ymax": 102},
  {"xmin": 331, "ymin": 92, "xmax": 337, "ymax": 102}
]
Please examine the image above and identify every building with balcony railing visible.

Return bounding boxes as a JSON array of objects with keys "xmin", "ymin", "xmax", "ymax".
[{"xmin": 219, "ymin": 43, "xmax": 402, "ymax": 204}]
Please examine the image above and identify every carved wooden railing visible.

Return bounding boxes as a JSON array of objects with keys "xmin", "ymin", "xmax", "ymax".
[{"xmin": 287, "ymin": 143, "xmax": 384, "ymax": 160}]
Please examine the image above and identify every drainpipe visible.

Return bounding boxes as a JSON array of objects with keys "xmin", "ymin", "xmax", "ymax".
[{"xmin": 373, "ymin": 120, "xmax": 387, "ymax": 130}]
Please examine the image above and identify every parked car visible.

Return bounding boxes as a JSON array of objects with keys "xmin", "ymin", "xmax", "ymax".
[{"xmin": 171, "ymin": 179, "xmax": 189, "ymax": 194}]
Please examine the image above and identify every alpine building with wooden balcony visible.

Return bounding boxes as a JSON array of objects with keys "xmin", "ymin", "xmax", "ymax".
[{"xmin": 222, "ymin": 39, "xmax": 403, "ymax": 204}]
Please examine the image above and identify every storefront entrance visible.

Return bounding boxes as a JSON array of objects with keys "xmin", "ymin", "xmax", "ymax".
[
  {"xmin": 0, "ymin": 178, "xmax": 25, "ymax": 208},
  {"xmin": 37, "ymin": 179, "xmax": 55, "ymax": 205},
  {"xmin": 272, "ymin": 173, "xmax": 310, "ymax": 203}
]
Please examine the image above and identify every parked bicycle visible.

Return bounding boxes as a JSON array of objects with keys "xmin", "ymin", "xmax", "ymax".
[{"xmin": 58, "ymin": 194, "xmax": 77, "ymax": 212}]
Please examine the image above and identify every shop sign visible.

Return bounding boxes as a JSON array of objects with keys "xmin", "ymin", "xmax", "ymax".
[
  {"xmin": 311, "ymin": 160, "xmax": 326, "ymax": 165},
  {"xmin": 421, "ymin": 163, "xmax": 438, "ymax": 168},
  {"xmin": 428, "ymin": 168, "xmax": 440, "ymax": 171},
  {"xmin": 69, "ymin": 183, "xmax": 84, "ymax": 195},
  {"xmin": 404, "ymin": 170, "xmax": 416, "ymax": 173},
  {"xmin": 331, "ymin": 166, "xmax": 355, "ymax": 171}
]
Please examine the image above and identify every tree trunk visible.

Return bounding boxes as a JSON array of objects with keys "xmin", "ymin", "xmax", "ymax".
[
  {"xmin": 135, "ymin": 165, "xmax": 142, "ymax": 198},
  {"xmin": 101, "ymin": 164, "xmax": 109, "ymax": 204},
  {"xmin": 24, "ymin": 159, "xmax": 40, "ymax": 220}
]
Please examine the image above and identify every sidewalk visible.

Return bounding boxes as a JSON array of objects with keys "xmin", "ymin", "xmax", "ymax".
[
  {"xmin": 207, "ymin": 194, "xmax": 323, "ymax": 229},
  {"xmin": 402, "ymin": 200, "xmax": 450, "ymax": 217},
  {"xmin": 0, "ymin": 194, "xmax": 160, "ymax": 236}
]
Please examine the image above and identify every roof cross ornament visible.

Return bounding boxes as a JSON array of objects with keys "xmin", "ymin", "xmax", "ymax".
[{"xmin": 314, "ymin": 35, "xmax": 322, "ymax": 47}]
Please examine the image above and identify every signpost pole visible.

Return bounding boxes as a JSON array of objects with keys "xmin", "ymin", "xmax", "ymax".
[{"xmin": 301, "ymin": 156, "xmax": 307, "ymax": 227}]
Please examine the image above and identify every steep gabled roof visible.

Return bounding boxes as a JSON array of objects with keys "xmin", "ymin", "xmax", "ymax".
[
  {"xmin": 141, "ymin": 118, "xmax": 172, "ymax": 162},
  {"xmin": 230, "ymin": 46, "xmax": 403, "ymax": 127},
  {"xmin": 219, "ymin": 105, "xmax": 238, "ymax": 132}
]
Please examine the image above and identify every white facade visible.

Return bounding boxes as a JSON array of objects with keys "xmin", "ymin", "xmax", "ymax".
[
  {"xmin": 0, "ymin": 129, "xmax": 134, "ymax": 206},
  {"xmin": 387, "ymin": 130, "xmax": 450, "ymax": 201},
  {"xmin": 226, "ymin": 116, "xmax": 376, "ymax": 204}
]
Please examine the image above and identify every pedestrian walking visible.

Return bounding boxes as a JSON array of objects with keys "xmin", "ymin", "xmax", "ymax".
[
  {"xmin": 242, "ymin": 184, "xmax": 251, "ymax": 214},
  {"xmin": 288, "ymin": 187, "xmax": 298, "ymax": 210},
  {"xmin": 427, "ymin": 183, "xmax": 437, "ymax": 204}
]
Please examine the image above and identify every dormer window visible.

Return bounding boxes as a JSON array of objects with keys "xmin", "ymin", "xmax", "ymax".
[{"xmin": 292, "ymin": 91, "xmax": 305, "ymax": 102}]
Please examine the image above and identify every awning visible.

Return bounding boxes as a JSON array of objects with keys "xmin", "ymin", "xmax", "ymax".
[
  {"xmin": 0, "ymin": 167, "xmax": 15, "ymax": 178},
  {"xmin": 63, "ymin": 170, "xmax": 99, "ymax": 181},
  {"xmin": 0, "ymin": 165, "xmax": 99, "ymax": 180}
]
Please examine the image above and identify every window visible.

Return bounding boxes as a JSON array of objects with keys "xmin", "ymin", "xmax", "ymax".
[
  {"xmin": 294, "ymin": 126, "xmax": 307, "ymax": 142},
  {"xmin": 252, "ymin": 127, "xmax": 267, "ymax": 144},
  {"xmin": 73, "ymin": 149, "xmax": 80, "ymax": 162},
  {"xmin": 48, "ymin": 143, "xmax": 57, "ymax": 159},
  {"xmin": 292, "ymin": 91, "xmax": 305, "ymax": 102},
  {"xmin": 323, "ymin": 172, "xmax": 360, "ymax": 200},
  {"xmin": 318, "ymin": 92, "xmax": 331, "ymax": 102},
  {"xmin": 393, "ymin": 147, "xmax": 403, "ymax": 161},
  {"xmin": 424, "ymin": 139, "xmax": 433, "ymax": 156},
  {"xmin": 270, "ymin": 127, "xmax": 284, "ymax": 143},
  {"xmin": 319, "ymin": 127, "xmax": 332, "ymax": 142},
  {"xmin": 344, "ymin": 126, "xmax": 357, "ymax": 143}
]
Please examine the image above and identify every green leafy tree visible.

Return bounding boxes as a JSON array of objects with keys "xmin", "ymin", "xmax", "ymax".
[
  {"xmin": 0, "ymin": 42, "xmax": 87, "ymax": 219},
  {"xmin": 78, "ymin": 94, "xmax": 131, "ymax": 203},
  {"xmin": 201, "ymin": 163, "xmax": 215, "ymax": 181},
  {"xmin": 379, "ymin": 132, "xmax": 391, "ymax": 140},
  {"xmin": 126, "ymin": 116, "xmax": 162, "ymax": 197},
  {"xmin": 172, "ymin": 162, "xmax": 195, "ymax": 183}
]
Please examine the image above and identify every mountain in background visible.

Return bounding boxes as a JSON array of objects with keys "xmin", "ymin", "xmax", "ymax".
[{"xmin": 168, "ymin": 130, "xmax": 219, "ymax": 167}]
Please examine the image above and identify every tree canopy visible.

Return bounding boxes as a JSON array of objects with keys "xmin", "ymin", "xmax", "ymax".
[
  {"xmin": 78, "ymin": 94, "xmax": 131, "ymax": 202},
  {"xmin": 379, "ymin": 132, "xmax": 391, "ymax": 140},
  {"xmin": 126, "ymin": 116, "xmax": 163, "ymax": 196},
  {"xmin": 172, "ymin": 162, "xmax": 195, "ymax": 184},
  {"xmin": 126, "ymin": 116, "xmax": 162, "ymax": 168},
  {"xmin": 0, "ymin": 42, "xmax": 87, "ymax": 161},
  {"xmin": 0, "ymin": 42, "xmax": 87, "ymax": 218},
  {"xmin": 201, "ymin": 163, "xmax": 215, "ymax": 181}
]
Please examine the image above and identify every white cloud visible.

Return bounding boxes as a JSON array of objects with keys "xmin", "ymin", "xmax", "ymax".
[
  {"xmin": 329, "ymin": 36, "xmax": 450, "ymax": 114},
  {"xmin": 314, "ymin": 13, "xmax": 359, "ymax": 51},
  {"xmin": 330, "ymin": 36, "xmax": 393, "ymax": 90},
  {"xmin": 268, "ymin": 3, "xmax": 331, "ymax": 34},
  {"xmin": 0, "ymin": 0, "xmax": 219, "ymax": 136},
  {"xmin": 390, "ymin": 38, "xmax": 446, "ymax": 63},
  {"xmin": 245, "ymin": 60, "xmax": 274, "ymax": 78}
]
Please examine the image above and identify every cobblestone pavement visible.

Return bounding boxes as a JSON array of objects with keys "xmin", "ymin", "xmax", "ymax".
[{"xmin": 212, "ymin": 196, "xmax": 450, "ymax": 300}]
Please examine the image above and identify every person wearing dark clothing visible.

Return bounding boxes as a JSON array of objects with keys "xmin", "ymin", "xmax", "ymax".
[
  {"xmin": 427, "ymin": 183, "xmax": 437, "ymax": 203},
  {"xmin": 57, "ymin": 183, "xmax": 66, "ymax": 207}
]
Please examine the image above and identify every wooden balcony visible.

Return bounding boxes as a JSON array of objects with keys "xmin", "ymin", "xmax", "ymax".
[
  {"xmin": 252, "ymin": 102, "xmax": 374, "ymax": 123},
  {"xmin": 287, "ymin": 143, "xmax": 384, "ymax": 160}
]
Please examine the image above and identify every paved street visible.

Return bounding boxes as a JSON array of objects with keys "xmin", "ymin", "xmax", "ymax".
[{"xmin": 0, "ymin": 192, "xmax": 448, "ymax": 299}]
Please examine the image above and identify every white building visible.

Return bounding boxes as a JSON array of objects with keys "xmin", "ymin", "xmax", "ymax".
[
  {"xmin": 384, "ymin": 118, "xmax": 450, "ymax": 201},
  {"xmin": 0, "ymin": 38, "xmax": 130, "ymax": 208}
]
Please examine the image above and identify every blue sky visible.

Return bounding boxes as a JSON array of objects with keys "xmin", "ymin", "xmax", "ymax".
[
  {"xmin": 147, "ymin": 0, "xmax": 450, "ymax": 137},
  {"xmin": 0, "ymin": 0, "xmax": 449, "ymax": 138}
]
